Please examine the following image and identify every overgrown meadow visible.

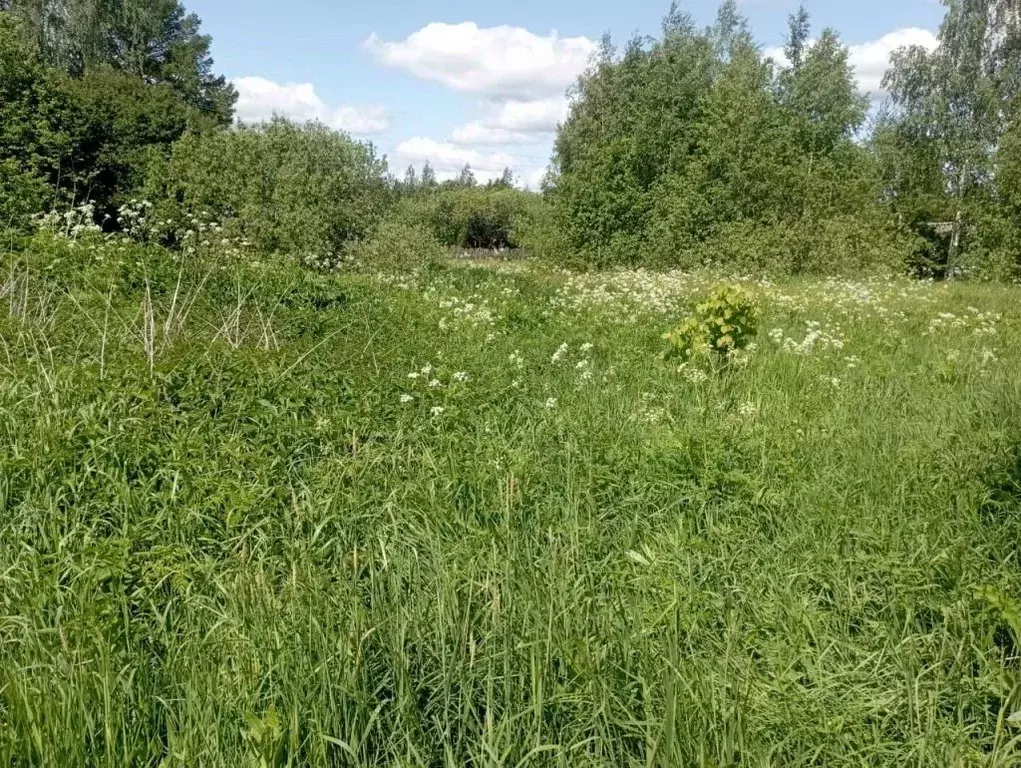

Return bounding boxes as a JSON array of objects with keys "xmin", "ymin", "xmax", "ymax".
[{"xmin": 2, "ymin": 231, "xmax": 1020, "ymax": 766}]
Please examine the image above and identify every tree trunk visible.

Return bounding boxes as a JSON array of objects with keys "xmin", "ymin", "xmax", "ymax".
[
  {"xmin": 947, "ymin": 161, "xmax": 968, "ymax": 280},
  {"xmin": 947, "ymin": 208, "xmax": 963, "ymax": 279}
]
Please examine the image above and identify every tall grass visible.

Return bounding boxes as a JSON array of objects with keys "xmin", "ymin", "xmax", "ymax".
[{"xmin": 1, "ymin": 234, "xmax": 1020, "ymax": 765}]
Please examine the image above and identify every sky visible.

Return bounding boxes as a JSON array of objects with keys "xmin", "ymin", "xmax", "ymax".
[{"xmin": 185, "ymin": 0, "xmax": 947, "ymax": 187}]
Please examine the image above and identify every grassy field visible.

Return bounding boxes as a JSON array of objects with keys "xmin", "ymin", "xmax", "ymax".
[{"xmin": 2, "ymin": 234, "xmax": 1021, "ymax": 766}]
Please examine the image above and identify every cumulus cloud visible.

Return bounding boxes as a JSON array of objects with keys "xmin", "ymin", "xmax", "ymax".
[
  {"xmin": 847, "ymin": 28, "xmax": 939, "ymax": 96},
  {"xmin": 450, "ymin": 97, "xmax": 570, "ymax": 145},
  {"xmin": 765, "ymin": 27, "xmax": 939, "ymax": 99},
  {"xmin": 363, "ymin": 23, "xmax": 596, "ymax": 101},
  {"xmin": 393, "ymin": 137, "xmax": 516, "ymax": 177},
  {"xmin": 233, "ymin": 76, "xmax": 389, "ymax": 134},
  {"xmin": 391, "ymin": 136, "xmax": 550, "ymax": 188},
  {"xmin": 449, "ymin": 122, "xmax": 536, "ymax": 146}
]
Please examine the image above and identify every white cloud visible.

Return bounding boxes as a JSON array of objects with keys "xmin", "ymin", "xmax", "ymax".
[
  {"xmin": 449, "ymin": 122, "xmax": 536, "ymax": 146},
  {"xmin": 233, "ymin": 76, "xmax": 389, "ymax": 134},
  {"xmin": 450, "ymin": 97, "xmax": 570, "ymax": 146},
  {"xmin": 765, "ymin": 27, "xmax": 939, "ymax": 99},
  {"xmin": 847, "ymin": 28, "xmax": 939, "ymax": 96},
  {"xmin": 363, "ymin": 23, "xmax": 596, "ymax": 101},
  {"xmin": 393, "ymin": 137, "xmax": 517, "ymax": 179},
  {"xmin": 392, "ymin": 136, "xmax": 550, "ymax": 188}
]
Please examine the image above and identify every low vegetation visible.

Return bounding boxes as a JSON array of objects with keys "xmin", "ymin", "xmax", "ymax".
[
  {"xmin": 1, "ymin": 229, "xmax": 1020, "ymax": 764},
  {"xmin": 2, "ymin": 0, "xmax": 1021, "ymax": 764}
]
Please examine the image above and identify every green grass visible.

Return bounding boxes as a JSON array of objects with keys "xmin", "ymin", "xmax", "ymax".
[{"xmin": 2, "ymin": 234, "xmax": 1021, "ymax": 766}]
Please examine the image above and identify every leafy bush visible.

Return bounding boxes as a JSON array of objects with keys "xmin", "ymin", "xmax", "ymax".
[
  {"xmin": 0, "ymin": 160, "xmax": 50, "ymax": 231},
  {"xmin": 143, "ymin": 118, "xmax": 391, "ymax": 261},
  {"xmin": 692, "ymin": 216, "xmax": 915, "ymax": 276},
  {"xmin": 349, "ymin": 218, "xmax": 445, "ymax": 272},
  {"xmin": 664, "ymin": 283, "xmax": 759, "ymax": 362},
  {"xmin": 403, "ymin": 187, "xmax": 542, "ymax": 251},
  {"xmin": 545, "ymin": 5, "xmax": 900, "ymax": 274}
]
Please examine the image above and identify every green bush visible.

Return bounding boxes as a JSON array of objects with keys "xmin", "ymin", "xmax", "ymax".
[
  {"xmin": 664, "ymin": 283, "xmax": 759, "ymax": 362},
  {"xmin": 404, "ymin": 187, "xmax": 542, "ymax": 251},
  {"xmin": 691, "ymin": 216, "xmax": 914, "ymax": 276},
  {"xmin": 349, "ymin": 218, "xmax": 446, "ymax": 273},
  {"xmin": 0, "ymin": 160, "xmax": 50, "ymax": 231},
  {"xmin": 143, "ymin": 118, "xmax": 391, "ymax": 261}
]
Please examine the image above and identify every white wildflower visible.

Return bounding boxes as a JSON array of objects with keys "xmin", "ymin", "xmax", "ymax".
[
  {"xmin": 400, "ymin": 394, "xmax": 414, "ymax": 404},
  {"xmin": 678, "ymin": 363, "xmax": 709, "ymax": 384},
  {"xmin": 545, "ymin": 397, "xmax": 558, "ymax": 409}
]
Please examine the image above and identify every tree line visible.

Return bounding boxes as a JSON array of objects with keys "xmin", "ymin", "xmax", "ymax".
[
  {"xmin": 547, "ymin": 0, "xmax": 1021, "ymax": 277},
  {"xmin": 1, "ymin": 0, "xmax": 1019, "ymax": 278}
]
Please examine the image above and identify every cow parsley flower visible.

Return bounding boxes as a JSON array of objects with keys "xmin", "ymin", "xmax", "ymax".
[{"xmin": 400, "ymin": 394, "xmax": 414, "ymax": 404}]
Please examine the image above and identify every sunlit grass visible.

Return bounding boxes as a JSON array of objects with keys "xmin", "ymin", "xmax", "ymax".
[{"xmin": 1, "ymin": 234, "xmax": 1021, "ymax": 765}]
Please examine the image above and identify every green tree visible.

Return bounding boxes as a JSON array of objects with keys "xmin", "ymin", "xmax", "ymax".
[
  {"xmin": 455, "ymin": 163, "xmax": 477, "ymax": 188},
  {"xmin": 145, "ymin": 118, "xmax": 390, "ymax": 260},
  {"xmin": 0, "ymin": 14, "xmax": 77, "ymax": 209},
  {"xmin": 4, "ymin": 0, "xmax": 235, "ymax": 123},
  {"xmin": 490, "ymin": 167, "xmax": 515, "ymax": 189},
  {"xmin": 421, "ymin": 161, "xmax": 437, "ymax": 188},
  {"xmin": 784, "ymin": 5, "xmax": 811, "ymax": 70},
  {"xmin": 883, "ymin": 0, "xmax": 1021, "ymax": 273},
  {"xmin": 548, "ymin": 1, "xmax": 898, "ymax": 272}
]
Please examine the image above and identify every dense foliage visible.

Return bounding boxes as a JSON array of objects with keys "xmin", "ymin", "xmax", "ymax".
[
  {"xmin": 143, "ymin": 119, "xmax": 391, "ymax": 265},
  {"xmin": 3, "ymin": 0, "xmax": 1019, "ymax": 277},
  {"xmin": 876, "ymin": 0, "xmax": 1021, "ymax": 278},
  {"xmin": 546, "ymin": 2, "xmax": 910, "ymax": 273},
  {"xmin": 0, "ymin": 8, "xmax": 230, "ymax": 224},
  {"xmin": 398, "ymin": 185, "xmax": 543, "ymax": 251},
  {"xmin": 2, "ymin": 0, "xmax": 236, "ymax": 123}
]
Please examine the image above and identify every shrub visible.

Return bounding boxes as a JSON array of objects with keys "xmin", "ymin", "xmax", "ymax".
[
  {"xmin": 664, "ymin": 283, "xmax": 759, "ymax": 362},
  {"xmin": 405, "ymin": 187, "xmax": 542, "ymax": 251},
  {"xmin": 142, "ymin": 118, "xmax": 390, "ymax": 261},
  {"xmin": 693, "ymin": 216, "xmax": 913, "ymax": 276},
  {"xmin": 1, "ymin": 14, "xmax": 225, "ymax": 221},
  {"xmin": 0, "ymin": 161, "xmax": 50, "ymax": 231},
  {"xmin": 349, "ymin": 218, "xmax": 445, "ymax": 273}
]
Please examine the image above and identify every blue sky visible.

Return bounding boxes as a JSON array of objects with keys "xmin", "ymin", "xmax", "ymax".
[{"xmin": 186, "ymin": 0, "xmax": 946, "ymax": 186}]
